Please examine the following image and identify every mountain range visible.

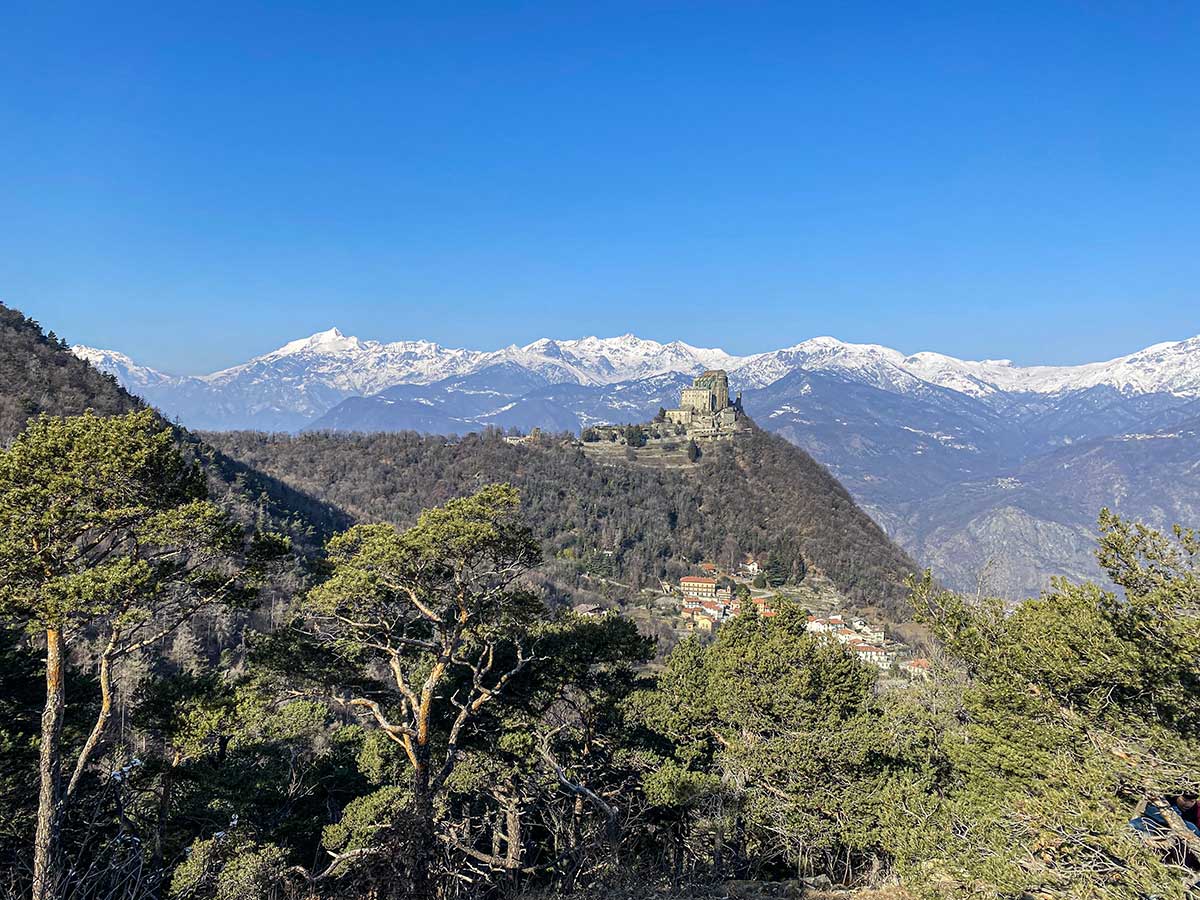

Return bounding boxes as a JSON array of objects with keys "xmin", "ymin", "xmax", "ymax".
[
  {"xmin": 74, "ymin": 329, "xmax": 1200, "ymax": 598},
  {"xmin": 0, "ymin": 302, "xmax": 914, "ymax": 628}
]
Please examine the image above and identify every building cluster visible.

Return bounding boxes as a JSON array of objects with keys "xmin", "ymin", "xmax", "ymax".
[
  {"xmin": 665, "ymin": 370, "xmax": 743, "ymax": 438},
  {"xmin": 805, "ymin": 614, "xmax": 896, "ymax": 669},
  {"xmin": 899, "ymin": 657, "xmax": 931, "ymax": 679},
  {"xmin": 680, "ymin": 576, "xmax": 732, "ymax": 631},
  {"xmin": 679, "ymin": 575, "xmax": 778, "ymax": 631},
  {"xmin": 672, "ymin": 577, "xmax": 930, "ymax": 679}
]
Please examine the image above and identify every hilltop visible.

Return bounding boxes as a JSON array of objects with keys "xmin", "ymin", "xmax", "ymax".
[
  {"xmin": 3, "ymin": 300, "xmax": 913, "ymax": 620},
  {"xmin": 78, "ymin": 326, "xmax": 1200, "ymax": 598},
  {"xmin": 204, "ymin": 424, "xmax": 918, "ymax": 621}
]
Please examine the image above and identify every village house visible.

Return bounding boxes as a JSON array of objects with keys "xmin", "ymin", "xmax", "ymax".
[
  {"xmin": 805, "ymin": 614, "xmax": 846, "ymax": 634},
  {"xmin": 682, "ymin": 597, "xmax": 731, "ymax": 631},
  {"xmin": 807, "ymin": 614, "xmax": 886, "ymax": 644},
  {"xmin": 679, "ymin": 576, "xmax": 733, "ymax": 604},
  {"xmin": 900, "ymin": 658, "xmax": 931, "ymax": 680},
  {"xmin": 806, "ymin": 614, "xmax": 897, "ymax": 669},
  {"xmin": 738, "ymin": 554, "xmax": 760, "ymax": 577},
  {"xmin": 849, "ymin": 642, "xmax": 893, "ymax": 669},
  {"xmin": 680, "ymin": 576, "xmax": 718, "ymax": 599},
  {"xmin": 851, "ymin": 617, "xmax": 886, "ymax": 643}
]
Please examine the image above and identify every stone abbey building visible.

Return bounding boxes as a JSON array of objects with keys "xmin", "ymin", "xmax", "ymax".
[{"xmin": 665, "ymin": 369, "xmax": 743, "ymax": 437}]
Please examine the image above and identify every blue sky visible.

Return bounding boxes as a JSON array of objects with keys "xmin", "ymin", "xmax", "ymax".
[{"xmin": 2, "ymin": 2, "xmax": 1198, "ymax": 374}]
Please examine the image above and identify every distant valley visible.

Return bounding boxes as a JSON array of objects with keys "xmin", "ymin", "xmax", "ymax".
[{"xmin": 75, "ymin": 329, "xmax": 1200, "ymax": 598}]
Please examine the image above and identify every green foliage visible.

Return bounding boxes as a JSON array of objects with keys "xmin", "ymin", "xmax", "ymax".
[
  {"xmin": 0, "ymin": 303, "xmax": 139, "ymax": 442},
  {"xmin": 168, "ymin": 835, "xmax": 287, "ymax": 900},
  {"xmin": 303, "ymin": 488, "xmax": 546, "ymax": 719},
  {"xmin": 635, "ymin": 606, "xmax": 903, "ymax": 871},
  {"xmin": 206, "ymin": 427, "xmax": 916, "ymax": 615},
  {"xmin": 899, "ymin": 510, "xmax": 1200, "ymax": 898},
  {"xmin": 0, "ymin": 409, "xmax": 204, "ymax": 627},
  {"xmin": 295, "ymin": 484, "xmax": 548, "ymax": 888},
  {"xmin": 0, "ymin": 409, "xmax": 283, "ymax": 643},
  {"xmin": 630, "ymin": 516, "xmax": 1200, "ymax": 898},
  {"xmin": 640, "ymin": 758, "xmax": 721, "ymax": 809},
  {"xmin": 761, "ymin": 549, "xmax": 789, "ymax": 587},
  {"xmin": 134, "ymin": 671, "xmax": 236, "ymax": 761},
  {"xmin": 323, "ymin": 785, "xmax": 411, "ymax": 853}
]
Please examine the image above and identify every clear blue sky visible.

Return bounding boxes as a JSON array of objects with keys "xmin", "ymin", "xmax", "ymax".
[{"xmin": 3, "ymin": 1, "xmax": 1198, "ymax": 374}]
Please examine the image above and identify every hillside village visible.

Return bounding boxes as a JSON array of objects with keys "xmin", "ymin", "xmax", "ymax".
[
  {"xmin": 574, "ymin": 547, "xmax": 928, "ymax": 678},
  {"xmin": 507, "ymin": 372, "xmax": 926, "ymax": 671},
  {"xmin": 671, "ymin": 570, "xmax": 926, "ymax": 676}
]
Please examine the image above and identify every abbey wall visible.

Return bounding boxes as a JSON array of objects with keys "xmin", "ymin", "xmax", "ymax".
[{"xmin": 665, "ymin": 370, "xmax": 742, "ymax": 437}]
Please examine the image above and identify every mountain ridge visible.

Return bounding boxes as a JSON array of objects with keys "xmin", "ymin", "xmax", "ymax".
[
  {"xmin": 72, "ymin": 325, "xmax": 1200, "ymax": 599},
  {"xmin": 75, "ymin": 328, "xmax": 1200, "ymax": 424}
]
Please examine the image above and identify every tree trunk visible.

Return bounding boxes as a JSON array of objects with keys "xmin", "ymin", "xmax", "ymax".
[
  {"xmin": 405, "ymin": 765, "xmax": 435, "ymax": 899},
  {"xmin": 32, "ymin": 627, "xmax": 66, "ymax": 900},
  {"xmin": 152, "ymin": 749, "xmax": 182, "ymax": 888},
  {"xmin": 67, "ymin": 638, "xmax": 116, "ymax": 797},
  {"xmin": 503, "ymin": 794, "xmax": 523, "ymax": 876}
]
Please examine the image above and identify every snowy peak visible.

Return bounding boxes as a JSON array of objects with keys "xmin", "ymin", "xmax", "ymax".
[
  {"xmin": 731, "ymin": 337, "xmax": 926, "ymax": 393},
  {"xmin": 520, "ymin": 338, "xmax": 565, "ymax": 359},
  {"xmin": 71, "ymin": 346, "xmax": 173, "ymax": 387},
  {"xmin": 897, "ymin": 338, "xmax": 1200, "ymax": 398},
  {"xmin": 269, "ymin": 327, "xmax": 367, "ymax": 358},
  {"xmin": 72, "ymin": 326, "xmax": 1200, "ymax": 434},
  {"xmin": 1068, "ymin": 336, "xmax": 1200, "ymax": 396},
  {"xmin": 546, "ymin": 334, "xmax": 741, "ymax": 382},
  {"xmin": 730, "ymin": 333, "xmax": 1200, "ymax": 399},
  {"xmin": 191, "ymin": 329, "xmax": 739, "ymax": 392}
]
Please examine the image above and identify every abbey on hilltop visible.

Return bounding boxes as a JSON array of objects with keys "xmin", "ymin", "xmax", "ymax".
[{"xmin": 665, "ymin": 369, "xmax": 745, "ymax": 438}]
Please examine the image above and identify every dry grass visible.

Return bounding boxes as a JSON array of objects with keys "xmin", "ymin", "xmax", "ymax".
[{"xmin": 517, "ymin": 875, "xmax": 913, "ymax": 900}]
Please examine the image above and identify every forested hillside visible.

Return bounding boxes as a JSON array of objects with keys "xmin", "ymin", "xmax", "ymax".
[
  {"xmin": 0, "ymin": 304, "xmax": 139, "ymax": 440},
  {"xmin": 204, "ymin": 426, "xmax": 917, "ymax": 617},
  {"xmin": 0, "ymin": 302, "xmax": 345, "ymax": 554},
  {"xmin": 3, "ymin": 304, "xmax": 1198, "ymax": 900}
]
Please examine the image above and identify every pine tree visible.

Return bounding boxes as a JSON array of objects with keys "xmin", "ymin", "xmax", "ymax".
[{"xmin": 0, "ymin": 410, "xmax": 281, "ymax": 899}]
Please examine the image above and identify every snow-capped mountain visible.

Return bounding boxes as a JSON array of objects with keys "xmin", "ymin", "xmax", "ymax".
[
  {"xmin": 71, "ymin": 330, "xmax": 743, "ymax": 429},
  {"xmin": 197, "ymin": 328, "xmax": 739, "ymax": 392},
  {"xmin": 72, "ymin": 347, "xmax": 174, "ymax": 389},
  {"xmin": 74, "ymin": 327, "xmax": 1200, "ymax": 427},
  {"xmin": 71, "ymin": 326, "xmax": 1200, "ymax": 600},
  {"xmin": 732, "ymin": 334, "xmax": 1200, "ymax": 399}
]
